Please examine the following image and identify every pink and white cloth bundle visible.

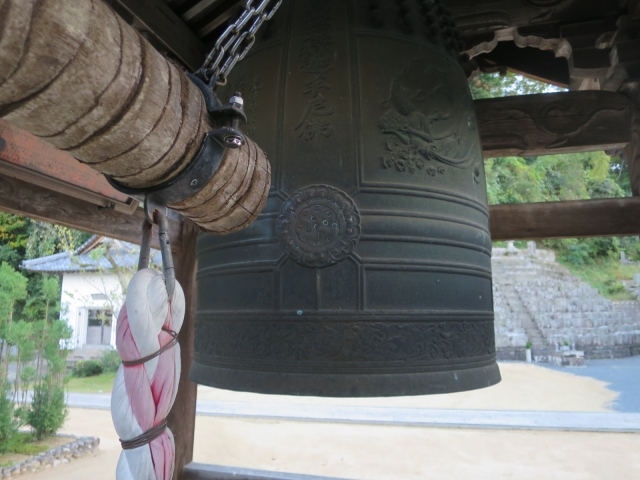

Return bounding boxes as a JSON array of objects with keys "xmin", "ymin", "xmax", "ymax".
[{"xmin": 111, "ymin": 269, "xmax": 185, "ymax": 480}]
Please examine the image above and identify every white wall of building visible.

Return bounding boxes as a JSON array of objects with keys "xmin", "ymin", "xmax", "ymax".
[{"xmin": 60, "ymin": 273, "xmax": 125, "ymax": 349}]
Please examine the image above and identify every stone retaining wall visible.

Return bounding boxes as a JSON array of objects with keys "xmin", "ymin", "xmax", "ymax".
[
  {"xmin": 493, "ymin": 243, "xmax": 640, "ymax": 361},
  {"xmin": 0, "ymin": 435, "xmax": 99, "ymax": 478}
]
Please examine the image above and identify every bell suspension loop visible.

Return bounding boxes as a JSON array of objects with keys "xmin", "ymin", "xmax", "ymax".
[
  {"xmin": 138, "ymin": 198, "xmax": 176, "ymax": 298},
  {"xmin": 197, "ymin": 0, "xmax": 282, "ymax": 89}
]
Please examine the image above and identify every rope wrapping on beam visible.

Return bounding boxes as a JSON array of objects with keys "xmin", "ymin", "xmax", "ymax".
[{"xmin": 111, "ymin": 269, "xmax": 185, "ymax": 480}]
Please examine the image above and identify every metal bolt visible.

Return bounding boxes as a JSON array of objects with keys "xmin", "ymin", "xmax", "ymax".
[
  {"xmin": 190, "ymin": 179, "xmax": 198, "ymax": 187},
  {"xmin": 230, "ymin": 95, "xmax": 244, "ymax": 107},
  {"xmin": 225, "ymin": 136, "xmax": 243, "ymax": 147}
]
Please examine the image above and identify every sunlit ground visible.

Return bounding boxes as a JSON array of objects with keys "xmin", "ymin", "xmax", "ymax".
[{"xmin": 17, "ymin": 361, "xmax": 640, "ymax": 480}]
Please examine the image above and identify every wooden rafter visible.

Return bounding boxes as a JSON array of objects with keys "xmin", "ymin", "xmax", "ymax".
[{"xmin": 110, "ymin": 0, "xmax": 205, "ymax": 71}]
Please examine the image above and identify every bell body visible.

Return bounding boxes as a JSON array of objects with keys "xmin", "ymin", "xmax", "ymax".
[{"xmin": 191, "ymin": 0, "xmax": 500, "ymax": 396}]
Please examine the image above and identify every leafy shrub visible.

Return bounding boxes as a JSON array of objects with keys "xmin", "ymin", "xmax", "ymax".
[
  {"xmin": 0, "ymin": 383, "xmax": 16, "ymax": 453},
  {"xmin": 71, "ymin": 360, "xmax": 103, "ymax": 378},
  {"xmin": 560, "ymin": 241, "xmax": 593, "ymax": 266},
  {"xmin": 100, "ymin": 349, "xmax": 121, "ymax": 373},
  {"xmin": 604, "ymin": 281, "xmax": 627, "ymax": 297},
  {"xmin": 28, "ymin": 382, "xmax": 67, "ymax": 440}
]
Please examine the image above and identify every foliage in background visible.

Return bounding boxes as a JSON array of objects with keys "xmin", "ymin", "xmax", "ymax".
[
  {"xmin": 473, "ymin": 73, "xmax": 639, "ymax": 299},
  {"xmin": 470, "ymin": 71, "xmax": 563, "ymax": 99},
  {"xmin": 0, "ymin": 383, "xmax": 17, "ymax": 453},
  {"xmin": 0, "ymin": 215, "xmax": 90, "ymax": 325},
  {"xmin": 28, "ymin": 383, "xmax": 67, "ymax": 440},
  {"xmin": 100, "ymin": 349, "xmax": 121, "ymax": 373},
  {"xmin": 0, "ymin": 261, "xmax": 72, "ymax": 448},
  {"xmin": 71, "ymin": 360, "xmax": 103, "ymax": 378}
]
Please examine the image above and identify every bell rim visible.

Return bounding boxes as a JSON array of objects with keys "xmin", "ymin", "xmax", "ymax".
[{"xmin": 189, "ymin": 361, "xmax": 501, "ymax": 397}]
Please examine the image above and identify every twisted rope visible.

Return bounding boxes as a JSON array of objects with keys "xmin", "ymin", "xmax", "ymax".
[{"xmin": 111, "ymin": 269, "xmax": 185, "ymax": 480}]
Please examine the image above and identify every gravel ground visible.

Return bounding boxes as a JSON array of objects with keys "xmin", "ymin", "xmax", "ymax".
[{"xmin": 15, "ymin": 361, "xmax": 640, "ymax": 480}]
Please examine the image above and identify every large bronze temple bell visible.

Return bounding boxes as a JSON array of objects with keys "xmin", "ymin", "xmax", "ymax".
[{"xmin": 190, "ymin": 0, "xmax": 501, "ymax": 396}]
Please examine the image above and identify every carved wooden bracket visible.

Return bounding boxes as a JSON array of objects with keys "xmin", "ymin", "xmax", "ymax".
[{"xmin": 475, "ymin": 90, "xmax": 632, "ymax": 158}]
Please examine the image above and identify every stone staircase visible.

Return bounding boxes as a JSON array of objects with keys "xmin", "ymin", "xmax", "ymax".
[
  {"xmin": 492, "ymin": 244, "xmax": 640, "ymax": 360},
  {"xmin": 502, "ymin": 289, "xmax": 545, "ymax": 348}
]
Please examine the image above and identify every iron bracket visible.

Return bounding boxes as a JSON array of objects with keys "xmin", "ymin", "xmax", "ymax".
[
  {"xmin": 108, "ymin": 130, "xmax": 229, "ymax": 207},
  {"xmin": 138, "ymin": 202, "xmax": 175, "ymax": 298},
  {"xmin": 106, "ymin": 75, "xmax": 247, "ymax": 207}
]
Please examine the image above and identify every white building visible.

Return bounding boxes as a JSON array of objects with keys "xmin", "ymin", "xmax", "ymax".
[{"xmin": 22, "ymin": 236, "xmax": 159, "ymax": 351}]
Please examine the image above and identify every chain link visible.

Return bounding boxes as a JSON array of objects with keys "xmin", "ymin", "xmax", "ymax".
[{"xmin": 198, "ymin": 0, "xmax": 282, "ymax": 88}]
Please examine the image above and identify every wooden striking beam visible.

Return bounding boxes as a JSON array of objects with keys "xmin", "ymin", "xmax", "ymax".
[
  {"xmin": 490, "ymin": 197, "xmax": 640, "ymax": 241},
  {"xmin": 0, "ymin": 174, "xmax": 183, "ymax": 251},
  {"xmin": 475, "ymin": 91, "xmax": 632, "ymax": 158},
  {"xmin": 111, "ymin": 0, "xmax": 205, "ymax": 71},
  {"xmin": 167, "ymin": 220, "xmax": 199, "ymax": 480}
]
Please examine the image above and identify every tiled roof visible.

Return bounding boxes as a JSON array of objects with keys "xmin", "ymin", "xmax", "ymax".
[{"xmin": 21, "ymin": 235, "xmax": 161, "ymax": 274}]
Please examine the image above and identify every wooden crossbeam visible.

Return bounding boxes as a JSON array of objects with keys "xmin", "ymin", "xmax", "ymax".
[
  {"xmin": 2, "ymin": 162, "xmax": 636, "ymax": 248},
  {"xmin": 490, "ymin": 197, "xmax": 640, "ymax": 241},
  {"xmin": 0, "ymin": 174, "xmax": 183, "ymax": 251},
  {"xmin": 476, "ymin": 91, "xmax": 632, "ymax": 158}
]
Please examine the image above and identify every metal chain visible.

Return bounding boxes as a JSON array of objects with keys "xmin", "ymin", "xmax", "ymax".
[{"xmin": 198, "ymin": 0, "xmax": 282, "ymax": 88}]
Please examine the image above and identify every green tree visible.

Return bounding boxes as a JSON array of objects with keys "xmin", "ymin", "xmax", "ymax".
[
  {"xmin": 25, "ymin": 221, "xmax": 91, "ymax": 260},
  {"xmin": 0, "ymin": 214, "xmax": 29, "ymax": 269},
  {"xmin": 470, "ymin": 71, "xmax": 563, "ymax": 99},
  {"xmin": 0, "ymin": 263, "xmax": 28, "ymax": 378}
]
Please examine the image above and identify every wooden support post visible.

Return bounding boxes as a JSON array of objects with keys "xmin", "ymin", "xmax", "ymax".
[
  {"xmin": 167, "ymin": 219, "xmax": 199, "ymax": 480},
  {"xmin": 490, "ymin": 197, "xmax": 640, "ymax": 241},
  {"xmin": 475, "ymin": 91, "xmax": 632, "ymax": 158},
  {"xmin": 624, "ymin": 84, "xmax": 640, "ymax": 196}
]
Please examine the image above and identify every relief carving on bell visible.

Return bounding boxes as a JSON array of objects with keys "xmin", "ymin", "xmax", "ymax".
[
  {"xmin": 276, "ymin": 185, "xmax": 361, "ymax": 268},
  {"xmin": 191, "ymin": 0, "xmax": 500, "ymax": 397}
]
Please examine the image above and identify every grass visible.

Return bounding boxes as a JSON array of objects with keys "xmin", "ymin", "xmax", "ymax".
[
  {"xmin": 5, "ymin": 432, "xmax": 48, "ymax": 456},
  {"xmin": 559, "ymin": 258, "xmax": 640, "ymax": 301},
  {"xmin": 8, "ymin": 433, "xmax": 49, "ymax": 456},
  {"xmin": 66, "ymin": 371, "xmax": 116, "ymax": 394},
  {"xmin": 0, "ymin": 433, "xmax": 72, "ymax": 467}
]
